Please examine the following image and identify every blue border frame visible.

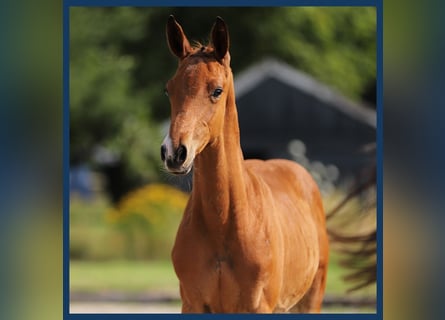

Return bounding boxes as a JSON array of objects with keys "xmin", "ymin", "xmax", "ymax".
[{"xmin": 63, "ymin": 1, "xmax": 383, "ymax": 319}]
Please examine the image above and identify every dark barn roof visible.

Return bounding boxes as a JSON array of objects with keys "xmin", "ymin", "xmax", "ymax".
[{"xmin": 234, "ymin": 59, "xmax": 376, "ymax": 179}]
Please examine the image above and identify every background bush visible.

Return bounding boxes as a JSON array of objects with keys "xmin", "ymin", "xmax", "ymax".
[
  {"xmin": 109, "ymin": 184, "xmax": 188, "ymax": 260},
  {"xmin": 70, "ymin": 183, "xmax": 188, "ymax": 261}
]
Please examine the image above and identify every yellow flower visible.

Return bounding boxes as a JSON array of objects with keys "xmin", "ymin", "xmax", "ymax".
[{"xmin": 108, "ymin": 183, "xmax": 189, "ymax": 226}]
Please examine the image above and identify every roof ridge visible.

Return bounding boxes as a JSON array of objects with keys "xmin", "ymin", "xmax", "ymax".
[{"xmin": 234, "ymin": 58, "xmax": 376, "ymax": 128}]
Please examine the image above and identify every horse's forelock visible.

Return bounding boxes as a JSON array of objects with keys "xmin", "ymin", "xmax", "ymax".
[{"xmin": 189, "ymin": 40, "xmax": 216, "ymax": 57}]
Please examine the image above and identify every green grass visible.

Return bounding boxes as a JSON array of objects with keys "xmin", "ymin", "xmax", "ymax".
[
  {"xmin": 71, "ymin": 255, "xmax": 375, "ymax": 297},
  {"xmin": 70, "ymin": 256, "xmax": 376, "ymax": 313},
  {"xmin": 70, "ymin": 260, "xmax": 178, "ymax": 293},
  {"xmin": 326, "ymin": 251, "xmax": 376, "ymax": 297}
]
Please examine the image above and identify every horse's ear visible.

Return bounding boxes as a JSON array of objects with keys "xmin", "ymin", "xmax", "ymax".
[
  {"xmin": 166, "ymin": 15, "xmax": 191, "ymax": 59},
  {"xmin": 211, "ymin": 17, "xmax": 229, "ymax": 62}
]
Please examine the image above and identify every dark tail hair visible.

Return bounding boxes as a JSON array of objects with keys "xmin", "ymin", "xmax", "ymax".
[{"xmin": 327, "ymin": 144, "xmax": 376, "ymax": 292}]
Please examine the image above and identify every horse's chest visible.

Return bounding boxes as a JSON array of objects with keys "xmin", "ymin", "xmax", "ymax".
[
  {"xmin": 172, "ymin": 236, "xmax": 264, "ymax": 311},
  {"xmin": 174, "ymin": 243, "xmax": 243, "ymax": 289}
]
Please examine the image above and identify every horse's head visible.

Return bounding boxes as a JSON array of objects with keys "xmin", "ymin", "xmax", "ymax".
[{"xmin": 161, "ymin": 15, "xmax": 231, "ymax": 175}]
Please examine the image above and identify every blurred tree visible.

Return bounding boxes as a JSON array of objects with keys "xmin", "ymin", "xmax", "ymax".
[
  {"xmin": 70, "ymin": 8, "xmax": 163, "ymax": 195},
  {"xmin": 70, "ymin": 7, "xmax": 376, "ymax": 200}
]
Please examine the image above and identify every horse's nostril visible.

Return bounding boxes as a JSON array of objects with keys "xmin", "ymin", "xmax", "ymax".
[
  {"xmin": 160, "ymin": 145, "xmax": 167, "ymax": 162},
  {"xmin": 164, "ymin": 144, "xmax": 187, "ymax": 169},
  {"xmin": 175, "ymin": 145, "xmax": 187, "ymax": 164}
]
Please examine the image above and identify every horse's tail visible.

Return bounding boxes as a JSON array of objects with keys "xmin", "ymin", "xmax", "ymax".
[{"xmin": 326, "ymin": 146, "xmax": 376, "ymax": 292}]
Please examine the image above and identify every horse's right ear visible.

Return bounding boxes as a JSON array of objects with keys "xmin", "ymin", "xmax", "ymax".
[{"xmin": 166, "ymin": 15, "xmax": 191, "ymax": 59}]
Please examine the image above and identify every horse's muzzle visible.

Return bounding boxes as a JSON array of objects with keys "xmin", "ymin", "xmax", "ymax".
[{"xmin": 161, "ymin": 143, "xmax": 191, "ymax": 175}]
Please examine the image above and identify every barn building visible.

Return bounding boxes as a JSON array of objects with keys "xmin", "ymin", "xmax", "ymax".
[{"xmin": 234, "ymin": 58, "xmax": 376, "ymax": 183}]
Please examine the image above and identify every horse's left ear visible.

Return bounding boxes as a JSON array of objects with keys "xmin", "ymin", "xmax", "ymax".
[{"xmin": 211, "ymin": 17, "xmax": 229, "ymax": 62}]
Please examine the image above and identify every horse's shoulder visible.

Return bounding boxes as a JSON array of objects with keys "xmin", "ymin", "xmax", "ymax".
[
  {"xmin": 243, "ymin": 158, "xmax": 321, "ymax": 209},
  {"xmin": 244, "ymin": 158, "xmax": 313, "ymax": 183}
]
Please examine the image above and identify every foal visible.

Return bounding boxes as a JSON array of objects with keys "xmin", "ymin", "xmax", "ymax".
[{"xmin": 161, "ymin": 16, "xmax": 329, "ymax": 313}]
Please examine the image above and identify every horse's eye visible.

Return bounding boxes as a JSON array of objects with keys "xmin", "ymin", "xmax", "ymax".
[
  {"xmin": 164, "ymin": 88, "xmax": 169, "ymax": 97},
  {"xmin": 211, "ymin": 87, "xmax": 223, "ymax": 98}
]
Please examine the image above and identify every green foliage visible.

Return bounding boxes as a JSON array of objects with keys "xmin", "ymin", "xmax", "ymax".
[
  {"xmin": 70, "ymin": 8, "xmax": 162, "ymax": 181},
  {"xmin": 70, "ymin": 194, "xmax": 124, "ymax": 260},
  {"xmin": 70, "ymin": 7, "xmax": 376, "ymax": 182},
  {"xmin": 69, "ymin": 184, "xmax": 188, "ymax": 261},
  {"xmin": 109, "ymin": 184, "xmax": 188, "ymax": 260},
  {"xmin": 268, "ymin": 7, "xmax": 376, "ymax": 101}
]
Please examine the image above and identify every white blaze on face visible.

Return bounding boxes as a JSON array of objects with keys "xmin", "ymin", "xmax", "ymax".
[
  {"xmin": 161, "ymin": 117, "xmax": 204, "ymax": 174},
  {"xmin": 162, "ymin": 132, "xmax": 175, "ymax": 160}
]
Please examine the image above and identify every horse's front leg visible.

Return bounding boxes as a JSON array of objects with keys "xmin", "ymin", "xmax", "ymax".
[
  {"xmin": 179, "ymin": 282, "xmax": 215, "ymax": 313},
  {"xmin": 181, "ymin": 302, "xmax": 205, "ymax": 313},
  {"xmin": 254, "ymin": 298, "xmax": 274, "ymax": 313},
  {"xmin": 179, "ymin": 283, "xmax": 199, "ymax": 313},
  {"xmin": 239, "ymin": 284, "xmax": 276, "ymax": 313}
]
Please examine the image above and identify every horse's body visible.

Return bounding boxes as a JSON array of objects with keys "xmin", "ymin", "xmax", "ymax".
[{"xmin": 161, "ymin": 16, "xmax": 329, "ymax": 313}]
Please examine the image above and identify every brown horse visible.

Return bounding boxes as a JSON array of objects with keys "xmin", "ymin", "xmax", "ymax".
[{"xmin": 161, "ymin": 15, "xmax": 329, "ymax": 313}]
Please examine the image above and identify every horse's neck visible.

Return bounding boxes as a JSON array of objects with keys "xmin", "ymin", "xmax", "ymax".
[{"xmin": 192, "ymin": 81, "xmax": 248, "ymax": 234}]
